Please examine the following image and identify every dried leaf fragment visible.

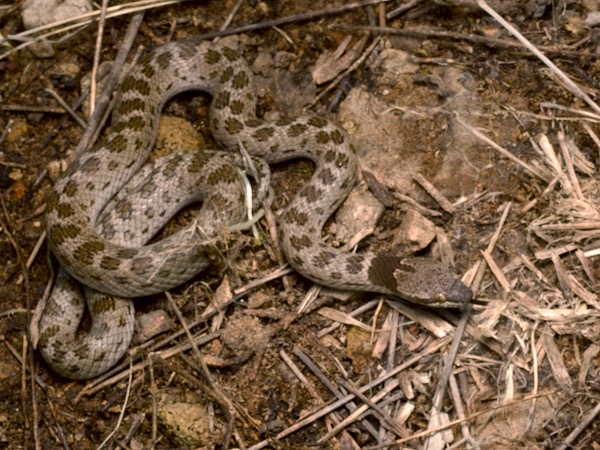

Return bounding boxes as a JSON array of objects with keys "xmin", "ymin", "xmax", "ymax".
[{"xmin": 311, "ymin": 35, "xmax": 368, "ymax": 84}]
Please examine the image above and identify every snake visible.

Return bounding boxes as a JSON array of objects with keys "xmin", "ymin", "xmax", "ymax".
[{"xmin": 35, "ymin": 39, "xmax": 472, "ymax": 380}]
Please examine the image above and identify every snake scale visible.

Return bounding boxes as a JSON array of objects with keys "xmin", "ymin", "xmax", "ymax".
[{"xmin": 35, "ymin": 39, "xmax": 472, "ymax": 379}]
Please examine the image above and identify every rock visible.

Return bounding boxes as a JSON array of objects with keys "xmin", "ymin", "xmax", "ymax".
[
  {"xmin": 253, "ymin": 50, "xmax": 316, "ymax": 116},
  {"xmin": 27, "ymin": 41, "xmax": 54, "ymax": 59},
  {"xmin": 338, "ymin": 87, "xmax": 420, "ymax": 197},
  {"xmin": 21, "ymin": 0, "xmax": 92, "ymax": 29},
  {"xmin": 157, "ymin": 389, "xmax": 224, "ymax": 447},
  {"xmin": 47, "ymin": 159, "xmax": 68, "ymax": 182},
  {"xmin": 346, "ymin": 327, "xmax": 372, "ymax": 371},
  {"xmin": 273, "ymin": 51, "xmax": 296, "ymax": 68},
  {"xmin": 339, "ymin": 64, "xmax": 480, "ymax": 201},
  {"xmin": 132, "ymin": 310, "xmax": 174, "ymax": 345},
  {"xmin": 414, "ymin": 67, "xmax": 476, "ymax": 99},
  {"xmin": 21, "ymin": 0, "xmax": 92, "ymax": 57},
  {"xmin": 585, "ymin": 11, "xmax": 600, "ymax": 26},
  {"xmin": 391, "ymin": 209, "xmax": 436, "ymax": 254},
  {"xmin": 312, "ymin": 36, "xmax": 367, "ymax": 85},
  {"xmin": 252, "ymin": 52, "xmax": 274, "ymax": 76},
  {"xmin": 256, "ymin": 1, "xmax": 269, "ymax": 14},
  {"xmin": 267, "ymin": 70, "xmax": 316, "ymax": 117},
  {"xmin": 334, "ymin": 189, "xmax": 384, "ymax": 243}
]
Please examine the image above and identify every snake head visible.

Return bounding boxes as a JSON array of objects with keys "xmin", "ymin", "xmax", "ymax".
[{"xmin": 369, "ymin": 255, "xmax": 472, "ymax": 308}]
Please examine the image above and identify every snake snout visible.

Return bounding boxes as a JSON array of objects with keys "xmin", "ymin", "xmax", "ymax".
[{"xmin": 443, "ymin": 278, "xmax": 473, "ymax": 306}]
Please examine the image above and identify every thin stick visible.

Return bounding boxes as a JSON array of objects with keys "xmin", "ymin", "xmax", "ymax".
[
  {"xmin": 0, "ymin": 105, "xmax": 67, "ymax": 114},
  {"xmin": 293, "ymin": 346, "xmax": 380, "ymax": 439},
  {"xmin": 1, "ymin": 0, "xmax": 186, "ymax": 60},
  {"xmin": 90, "ymin": 0, "xmax": 109, "ymax": 116},
  {"xmin": 448, "ymin": 373, "xmax": 472, "ymax": 444},
  {"xmin": 194, "ymin": 0, "xmax": 397, "ymax": 41},
  {"xmin": 540, "ymin": 102, "xmax": 600, "ymax": 121},
  {"xmin": 365, "ymin": 391, "xmax": 558, "ymax": 449},
  {"xmin": 386, "ymin": 0, "xmax": 426, "ymax": 19},
  {"xmin": 426, "ymin": 305, "xmax": 471, "ymax": 446},
  {"xmin": 0, "ymin": 118, "xmax": 13, "ymax": 147},
  {"xmin": 317, "ymin": 300, "xmax": 379, "ymax": 337},
  {"xmin": 338, "ymin": 379, "xmax": 407, "ymax": 438},
  {"xmin": 73, "ymin": 12, "xmax": 143, "ymax": 157},
  {"xmin": 557, "ymin": 130, "xmax": 583, "ymax": 200},
  {"xmin": 43, "ymin": 88, "xmax": 87, "ymax": 128},
  {"xmin": 582, "ymin": 123, "xmax": 600, "ymax": 160},
  {"xmin": 217, "ymin": 0, "xmax": 245, "ymax": 36},
  {"xmin": 246, "ymin": 337, "xmax": 451, "ymax": 450},
  {"xmin": 556, "ymin": 398, "xmax": 600, "ymax": 449},
  {"xmin": 3, "ymin": 340, "xmax": 47, "ymax": 389},
  {"xmin": 480, "ymin": 250, "xmax": 511, "ymax": 293},
  {"xmin": 317, "ymin": 379, "xmax": 402, "ymax": 443},
  {"xmin": 7, "ymin": 0, "xmax": 179, "ymax": 39},
  {"xmin": 471, "ymin": 202, "xmax": 511, "ymax": 295},
  {"xmin": 165, "ymin": 292, "xmax": 235, "ymax": 448},
  {"xmin": 149, "ymin": 358, "xmax": 158, "ymax": 450},
  {"xmin": 0, "ymin": 194, "xmax": 37, "ymax": 447},
  {"xmin": 96, "ymin": 360, "xmax": 134, "ymax": 450},
  {"xmin": 526, "ymin": 327, "xmax": 540, "ymax": 434},
  {"xmin": 76, "ymin": 332, "xmax": 221, "ymax": 399},
  {"xmin": 458, "ymin": 118, "xmax": 552, "ymax": 182},
  {"xmin": 20, "ymin": 335, "xmax": 32, "ymax": 449},
  {"xmin": 413, "ymin": 173, "xmax": 456, "ymax": 214},
  {"xmin": 333, "ymin": 24, "xmax": 595, "ymax": 58}
]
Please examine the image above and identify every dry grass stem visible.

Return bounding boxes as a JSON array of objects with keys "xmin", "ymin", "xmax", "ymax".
[
  {"xmin": 557, "ymin": 131, "xmax": 584, "ymax": 200},
  {"xmin": 557, "ymin": 400, "xmax": 600, "ymax": 450},
  {"xmin": 480, "ymin": 250, "xmax": 511, "ymax": 293},
  {"xmin": 469, "ymin": 202, "xmax": 511, "ymax": 296},
  {"xmin": 476, "ymin": 0, "xmax": 600, "ymax": 114},
  {"xmin": 1, "ymin": 0, "xmax": 188, "ymax": 60},
  {"xmin": 459, "ymin": 118, "xmax": 552, "ymax": 182},
  {"xmin": 386, "ymin": 300, "xmax": 454, "ymax": 338},
  {"xmin": 42, "ymin": 87, "xmax": 87, "ymax": 128},
  {"xmin": 317, "ymin": 379, "xmax": 402, "ymax": 443},
  {"xmin": 317, "ymin": 300, "xmax": 379, "ymax": 337},
  {"xmin": 317, "ymin": 307, "xmax": 372, "ymax": 331},
  {"xmin": 90, "ymin": 0, "xmax": 109, "ymax": 116},
  {"xmin": 292, "ymin": 346, "xmax": 380, "ymax": 439}
]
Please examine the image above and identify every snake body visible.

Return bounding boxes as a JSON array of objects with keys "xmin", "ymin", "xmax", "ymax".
[
  {"xmin": 39, "ymin": 150, "xmax": 269, "ymax": 379},
  {"xmin": 37, "ymin": 40, "xmax": 472, "ymax": 379}
]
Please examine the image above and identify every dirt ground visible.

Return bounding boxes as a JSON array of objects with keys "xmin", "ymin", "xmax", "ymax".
[{"xmin": 1, "ymin": 0, "xmax": 600, "ymax": 448}]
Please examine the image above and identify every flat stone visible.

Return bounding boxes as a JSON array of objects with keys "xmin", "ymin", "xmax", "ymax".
[
  {"xmin": 339, "ymin": 87, "xmax": 420, "ymax": 198},
  {"xmin": 335, "ymin": 189, "xmax": 384, "ymax": 243},
  {"xmin": 392, "ymin": 209, "xmax": 436, "ymax": 254}
]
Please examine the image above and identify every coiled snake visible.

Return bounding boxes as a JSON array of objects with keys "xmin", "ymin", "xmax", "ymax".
[{"xmin": 34, "ymin": 40, "xmax": 472, "ymax": 379}]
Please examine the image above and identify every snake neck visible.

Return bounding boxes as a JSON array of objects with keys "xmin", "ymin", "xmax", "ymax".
[{"xmin": 201, "ymin": 45, "xmax": 472, "ymax": 308}]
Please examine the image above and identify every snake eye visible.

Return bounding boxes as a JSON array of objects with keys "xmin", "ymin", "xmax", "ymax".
[{"xmin": 434, "ymin": 293, "xmax": 447, "ymax": 303}]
